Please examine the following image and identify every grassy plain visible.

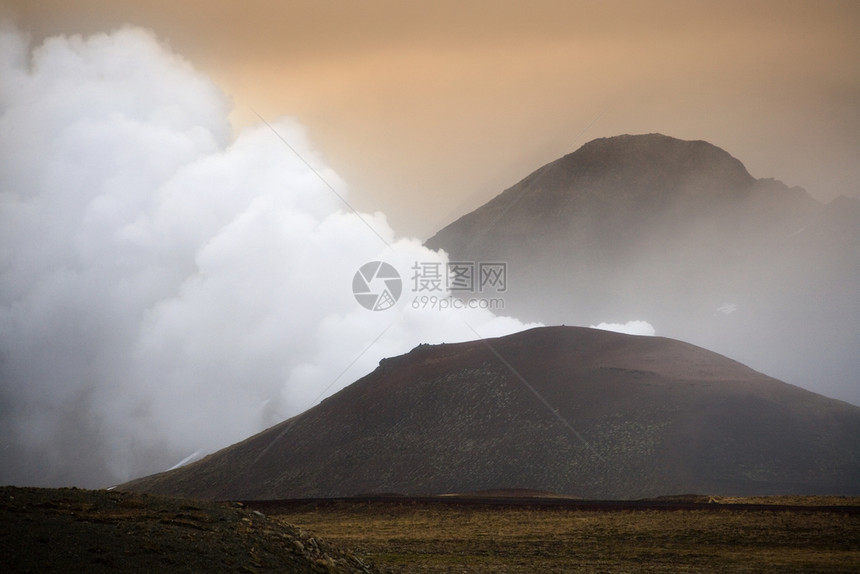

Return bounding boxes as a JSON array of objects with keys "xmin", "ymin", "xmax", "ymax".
[{"xmin": 275, "ymin": 498, "xmax": 860, "ymax": 573}]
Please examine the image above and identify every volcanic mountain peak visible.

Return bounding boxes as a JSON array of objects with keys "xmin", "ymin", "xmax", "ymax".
[
  {"xmin": 424, "ymin": 133, "xmax": 768, "ymax": 257},
  {"xmin": 121, "ymin": 326, "xmax": 860, "ymax": 501},
  {"xmin": 423, "ymin": 133, "xmax": 859, "ymax": 409},
  {"xmin": 541, "ymin": 133, "xmax": 756, "ymax": 192}
]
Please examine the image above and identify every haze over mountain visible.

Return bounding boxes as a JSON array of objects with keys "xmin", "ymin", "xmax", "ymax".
[
  {"xmin": 426, "ymin": 134, "xmax": 860, "ymax": 406},
  {"xmin": 121, "ymin": 327, "xmax": 860, "ymax": 500}
]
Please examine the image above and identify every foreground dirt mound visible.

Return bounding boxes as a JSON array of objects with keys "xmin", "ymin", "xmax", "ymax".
[{"xmin": 0, "ymin": 486, "xmax": 378, "ymax": 573}]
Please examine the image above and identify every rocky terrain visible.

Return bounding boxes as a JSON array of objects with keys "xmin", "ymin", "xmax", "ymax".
[
  {"xmin": 0, "ymin": 486, "xmax": 378, "ymax": 573},
  {"xmin": 121, "ymin": 326, "xmax": 860, "ymax": 500}
]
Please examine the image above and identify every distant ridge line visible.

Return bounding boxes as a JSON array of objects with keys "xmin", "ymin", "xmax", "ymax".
[{"xmin": 239, "ymin": 496, "xmax": 860, "ymax": 516}]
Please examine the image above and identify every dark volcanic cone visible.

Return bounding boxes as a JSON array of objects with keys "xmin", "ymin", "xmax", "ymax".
[{"xmin": 122, "ymin": 327, "xmax": 860, "ymax": 500}]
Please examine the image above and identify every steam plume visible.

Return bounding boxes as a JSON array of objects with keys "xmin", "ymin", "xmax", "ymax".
[{"xmin": 0, "ymin": 24, "xmax": 535, "ymax": 487}]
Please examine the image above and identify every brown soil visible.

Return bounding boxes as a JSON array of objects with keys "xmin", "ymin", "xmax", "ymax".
[{"xmin": 0, "ymin": 486, "xmax": 378, "ymax": 573}]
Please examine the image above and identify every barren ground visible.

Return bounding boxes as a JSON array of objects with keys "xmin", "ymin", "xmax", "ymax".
[
  {"xmin": 3, "ymin": 487, "xmax": 858, "ymax": 573},
  {"xmin": 258, "ymin": 495, "xmax": 860, "ymax": 573}
]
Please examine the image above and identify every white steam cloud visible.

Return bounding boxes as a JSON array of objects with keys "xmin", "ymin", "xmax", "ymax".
[
  {"xmin": 0, "ymin": 25, "xmax": 536, "ymax": 487},
  {"xmin": 589, "ymin": 321, "xmax": 656, "ymax": 337}
]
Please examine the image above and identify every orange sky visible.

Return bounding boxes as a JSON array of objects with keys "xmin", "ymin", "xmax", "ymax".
[{"xmin": 4, "ymin": 0, "xmax": 859, "ymax": 236}]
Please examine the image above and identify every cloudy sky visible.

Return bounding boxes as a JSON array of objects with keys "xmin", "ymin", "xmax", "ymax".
[
  {"xmin": 0, "ymin": 1, "xmax": 857, "ymax": 488},
  {"xmin": 5, "ymin": 0, "xmax": 859, "ymax": 237}
]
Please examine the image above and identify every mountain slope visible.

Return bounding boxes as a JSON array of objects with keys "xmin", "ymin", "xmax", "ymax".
[
  {"xmin": 121, "ymin": 326, "xmax": 860, "ymax": 500},
  {"xmin": 425, "ymin": 134, "xmax": 860, "ymax": 405}
]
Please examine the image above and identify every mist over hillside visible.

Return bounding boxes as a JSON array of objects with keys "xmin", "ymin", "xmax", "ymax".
[
  {"xmin": 426, "ymin": 134, "xmax": 860, "ymax": 406},
  {"xmin": 2, "ymin": 20, "xmax": 857, "ymax": 494}
]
